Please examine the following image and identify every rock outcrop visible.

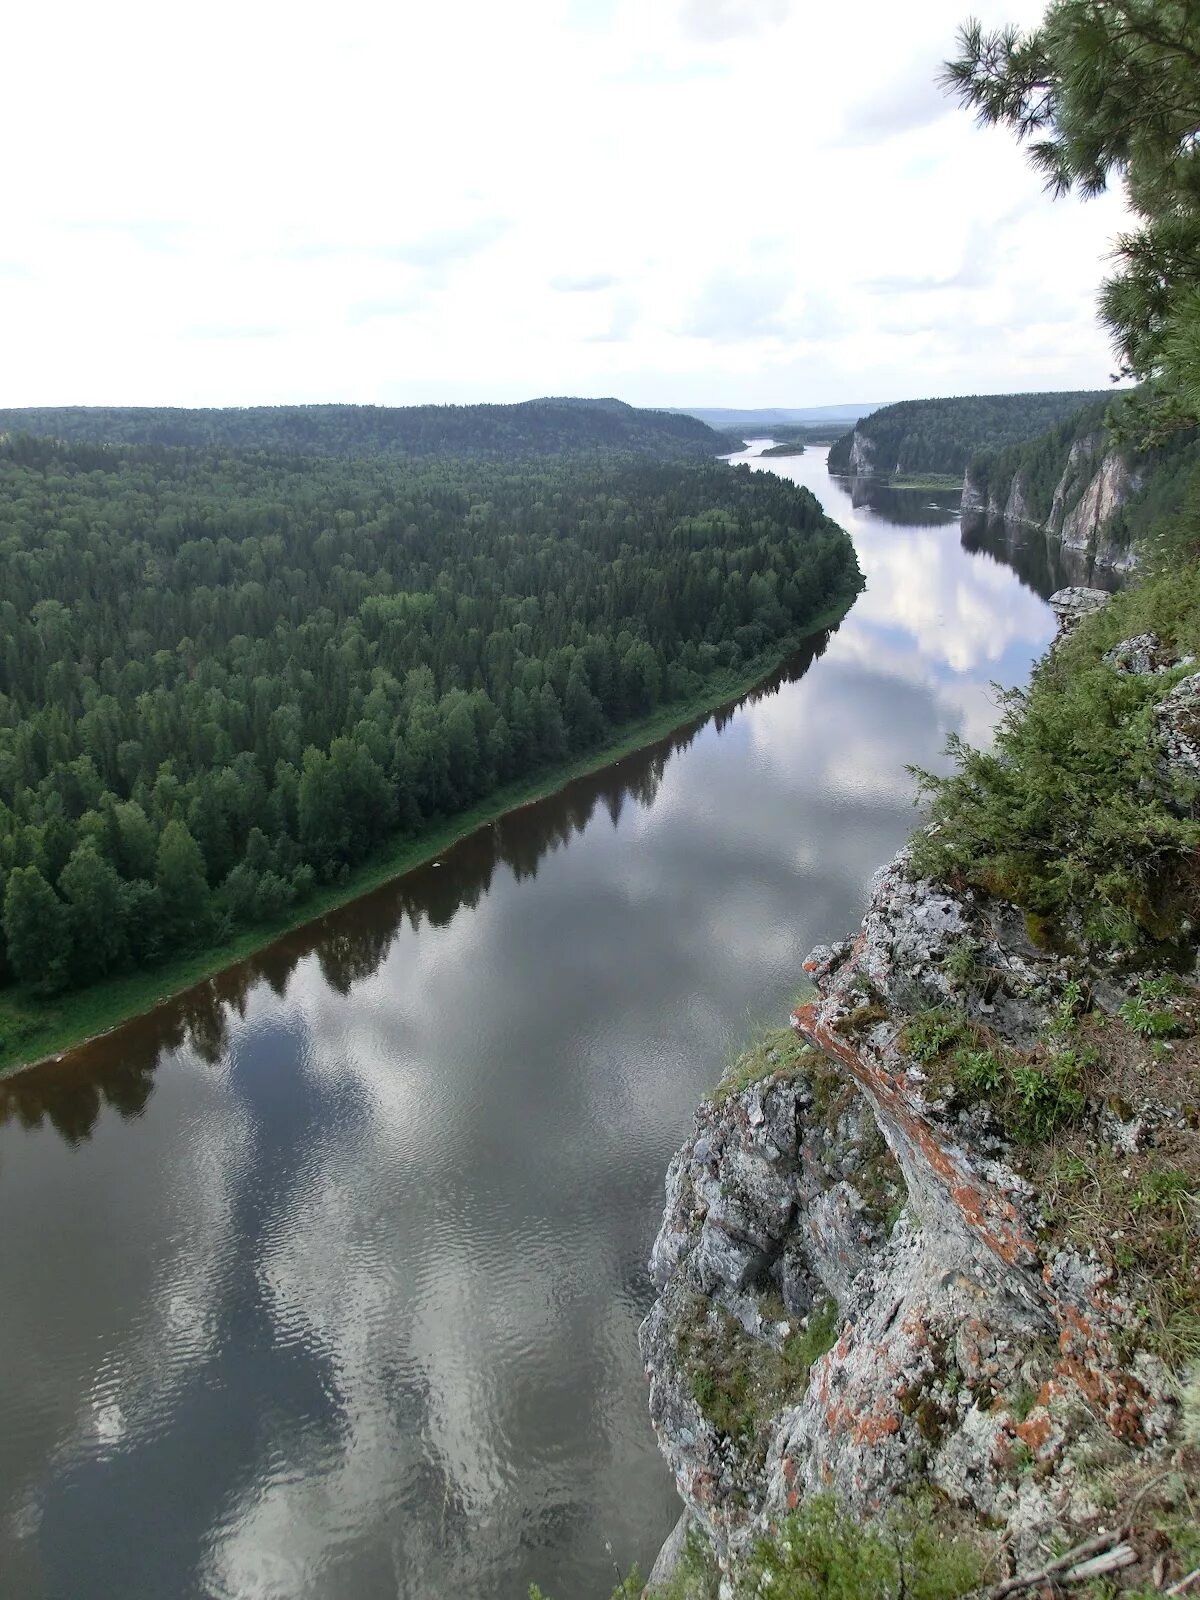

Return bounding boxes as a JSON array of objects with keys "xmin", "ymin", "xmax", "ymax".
[
  {"xmin": 960, "ymin": 439, "xmax": 1140, "ymax": 577},
  {"xmin": 839, "ymin": 430, "xmax": 875, "ymax": 476},
  {"xmin": 1055, "ymin": 445, "xmax": 1141, "ymax": 571},
  {"xmin": 1047, "ymin": 585, "xmax": 1111, "ymax": 641},
  {"xmin": 640, "ymin": 639, "xmax": 1199, "ymax": 1593}
]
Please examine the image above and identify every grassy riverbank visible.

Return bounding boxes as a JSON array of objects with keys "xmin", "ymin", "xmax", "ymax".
[
  {"xmin": 884, "ymin": 472, "xmax": 964, "ymax": 490},
  {"xmin": 0, "ymin": 591, "xmax": 858, "ymax": 1078}
]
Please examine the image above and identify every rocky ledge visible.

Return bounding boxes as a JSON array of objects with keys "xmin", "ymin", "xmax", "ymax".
[{"xmin": 639, "ymin": 631, "xmax": 1199, "ymax": 1595}]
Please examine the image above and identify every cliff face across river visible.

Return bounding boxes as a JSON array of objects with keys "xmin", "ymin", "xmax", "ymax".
[{"xmin": 1, "ymin": 447, "xmax": 1066, "ymax": 1600}]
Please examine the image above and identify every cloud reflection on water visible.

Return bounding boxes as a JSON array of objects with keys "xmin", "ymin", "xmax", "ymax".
[{"xmin": 1, "ymin": 447, "xmax": 1059, "ymax": 1600}]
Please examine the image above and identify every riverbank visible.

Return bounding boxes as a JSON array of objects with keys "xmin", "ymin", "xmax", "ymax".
[
  {"xmin": 882, "ymin": 472, "xmax": 963, "ymax": 489},
  {"xmin": 0, "ymin": 590, "xmax": 860, "ymax": 1079}
]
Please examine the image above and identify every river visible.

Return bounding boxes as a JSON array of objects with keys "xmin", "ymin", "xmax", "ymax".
[{"xmin": 0, "ymin": 445, "xmax": 1060, "ymax": 1600}]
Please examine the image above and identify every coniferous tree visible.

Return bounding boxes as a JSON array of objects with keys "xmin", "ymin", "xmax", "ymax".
[
  {"xmin": 3, "ymin": 866, "xmax": 70, "ymax": 992},
  {"xmin": 59, "ymin": 842, "xmax": 128, "ymax": 981},
  {"xmin": 943, "ymin": 1, "xmax": 1200, "ymax": 437},
  {"xmin": 0, "ymin": 445, "xmax": 862, "ymax": 998},
  {"xmin": 155, "ymin": 820, "xmax": 211, "ymax": 947}
]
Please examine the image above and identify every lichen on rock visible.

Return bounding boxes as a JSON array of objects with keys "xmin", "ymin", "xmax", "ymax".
[{"xmin": 640, "ymin": 840, "xmax": 1196, "ymax": 1591}]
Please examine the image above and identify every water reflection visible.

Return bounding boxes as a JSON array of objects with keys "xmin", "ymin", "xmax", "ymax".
[
  {"xmin": 0, "ymin": 1052, "xmax": 154, "ymax": 1145},
  {"xmin": 835, "ymin": 473, "xmax": 962, "ymax": 526},
  {"xmin": 0, "ymin": 639, "xmax": 833, "ymax": 1158},
  {"xmin": 0, "ymin": 447, "xmax": 1058, "ymax": 1600},
  {"xmin": 960, "ymin": 510, "xmax": 1124, "ymax": 595}
]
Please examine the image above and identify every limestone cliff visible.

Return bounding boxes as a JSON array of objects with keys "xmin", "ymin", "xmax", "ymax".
[
  {"xmin": 960, "ymin": 433, "xmax": 1141, "ymax": 576},
  {"xmin": 833, "ymin": 428, "xmax": 876, "ymax": 476},
  {"xmin": 639, "ymin": 600, "xmax": 1199, "ymax": 1595}
]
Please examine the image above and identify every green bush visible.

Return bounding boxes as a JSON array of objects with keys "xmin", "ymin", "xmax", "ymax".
[
  {"xmin": 782, "ymin": 1299, "xmax": 840, "ymax": 1383},
  {"xmin": 899, "ymin": 1011, "xmax": 1088, "ymax": 1145},
  {"xmin": 1119, "ymin": 974, "xmax": 1187, "ymax": 1037},
  {"xmin": 911, "ymin": 573, "xmax": 1200, "ymax": 953},
  {"xmin": 1008, "ymin": 1053, "xmax": 1087, "ymax": 1143},
  {"xmin": 737, "ymin": 1494, "xmax": 983, "ymax": 1600}
]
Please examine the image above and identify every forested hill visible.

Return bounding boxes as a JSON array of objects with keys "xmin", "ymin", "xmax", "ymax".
[
  {"xmin": 0, "ymin": 436, "xmax": 861, "ymax": 1018},
  {"xmin": 826, "ymin": 390, "xmax": 1111, "ymax": 477},
  {"xmin": 0, "ymin": 398, "xmax": 722, "ymax": 461}
]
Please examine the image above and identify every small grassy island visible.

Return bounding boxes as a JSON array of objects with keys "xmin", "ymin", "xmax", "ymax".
[
  {"xmin": 757, "ymin": 441, "xmax": 807, "ymax": 458},
  {"xmin": 883, "ymin": 471, "xmax": 963, "ymax": 489}
]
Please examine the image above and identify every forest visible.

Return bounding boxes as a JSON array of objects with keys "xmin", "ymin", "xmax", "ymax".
[
  {"xmin": 0, "ymin": 398, "xmax": 722, "ymax": 461},
  {"xmin": 826, "ymin": 390, "xmax": 1110, "ymax": 476},
  {"xmin": 0, "ymin": 435, "xmax": 861, "ymax": 1011}
]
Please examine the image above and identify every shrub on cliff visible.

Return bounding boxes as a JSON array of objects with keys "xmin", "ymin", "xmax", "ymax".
[
  {"xmin": 910, "ymin": 591, "xmax": 1200, "ymax": 952},
  {"xmin": 738, "ymin": 1494, "xmax": 984, "ymax": 1600}
]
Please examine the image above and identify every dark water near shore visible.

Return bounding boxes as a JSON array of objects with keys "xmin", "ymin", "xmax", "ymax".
[{"xmin": 0, "ymin": 447, "xmax": 1058, "ymax": 1600}]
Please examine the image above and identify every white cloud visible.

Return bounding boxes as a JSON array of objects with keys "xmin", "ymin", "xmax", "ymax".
[
  {"xmin": 677, "ymin": 0, "xmax": 795, "ymax": 42},
  {"xmin": 0, "ymin": 0, "xmax": 1126, "ymax": 406}
]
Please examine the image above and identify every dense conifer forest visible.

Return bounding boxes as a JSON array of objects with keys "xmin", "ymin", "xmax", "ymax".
[
  {"xmin": 826, "ymin": 390, "xmax": 1110, "ymax": 476},
  {"xmin": 0, "ymin": 435, "xmax": 861, "ymax": 1013},
  {"xmin": 0, "ymin": 398, "xmax": 721, "ymax": 461}
]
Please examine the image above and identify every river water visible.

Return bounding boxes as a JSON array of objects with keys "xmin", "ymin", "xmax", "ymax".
[{"xmin": 0, "ymin": 447, "xmax": 1059, "ymax": 1600}]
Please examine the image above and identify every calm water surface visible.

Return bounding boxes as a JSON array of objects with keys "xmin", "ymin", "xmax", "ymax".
[{"xmin": 0, "ymin": 447, "xmax": 1060, "ymax": 1600}]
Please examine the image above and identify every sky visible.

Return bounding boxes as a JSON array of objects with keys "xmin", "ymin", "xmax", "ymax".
[{"xmin": 1, "ymin": 0, "xmax": 1131, "ymax": 410}]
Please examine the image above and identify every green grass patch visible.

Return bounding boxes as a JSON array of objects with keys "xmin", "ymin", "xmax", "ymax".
[
  {"xmin": 1118, "ymin": 973, "xmax": 1188, "ymax": 1037},
  {"xmin": 709, "ymin": 1024, "xmax": 816, "ymax": 1108},
  {"xmin": 899, "ymin": 1009, "xmax": 1089, "ymax": 1145},
  {"xmin": 1041, "ymin": 1140, "xmax": 1200, "ymax": 1368},
  {"xmin": 0, "ymin": 593, "xmax": 863, "ymax": 1080},
  {"xmin": 781, "ymin": 1298, "xmax": 840, "ymax": 1384},
  {"xmin": 649, "ymin": 1528, "xmax": 721, "ymax": 1600},
  {"xmin": 941, "ymin": 936, "xmax": 983, "ymax": 988},
  {"xmin": 676, "ymin": 1298, "xmax": 840, "ymax": 1453},
  {"xmin": 884, "ymin": 473, "xmax": 965, "ymax": 490}
]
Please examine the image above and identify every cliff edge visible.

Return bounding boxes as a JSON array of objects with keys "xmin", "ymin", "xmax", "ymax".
[{"xmin": 639, "ymin": 596, "xmax": 1199, "ymax": 1597}]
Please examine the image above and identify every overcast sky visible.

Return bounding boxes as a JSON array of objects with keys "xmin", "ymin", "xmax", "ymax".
[{"xmin": 2, "ymin": 0, "xmax": 1128, "ymax": 410}]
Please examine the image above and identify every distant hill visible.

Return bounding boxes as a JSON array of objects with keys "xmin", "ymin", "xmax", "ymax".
[
  {"xmin": 0, "ymin": 400, "xmax": 723, "ymax": 461},
  {"xmin": 682, "ymin": 403, "xmax": 882, "ymax": 433},
  {"xmin": 826, "ymin": 392, "xmax": 1112, "ymax": 478}
]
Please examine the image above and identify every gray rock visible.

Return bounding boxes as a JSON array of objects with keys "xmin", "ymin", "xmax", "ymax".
[
  {"xmin": 1047, "ymin": 586, "xmax": 1111, "ymax": 640},
  {"xmin": 802, "ymin": 939, "xmax": 852, "ymax": 984},
  {"xmin": 646, "ymin": 1510, "xmax": 695, "ymax": 1595},
  {"xmin": 804, "ymin": 1182, "xmax": 879, "ymax": 1304},
  {"xmin": 1058, "ymin": 449, "xmax": 1139, "ymax": 560},
  {"xmin": 641, "ymin": 839, "xmax": 1183, "ymax": 1587},
  {"xmin": 1156, "ymin": 670, "xmax": 1200, "ymax": 779},
  {"xmin": 695, "ymin": 1220, "xmax": 770, "ymax": 1295},
  {"xmin": 1104, "ymin": 632, "xmax": 1169, "ymax": 675}
]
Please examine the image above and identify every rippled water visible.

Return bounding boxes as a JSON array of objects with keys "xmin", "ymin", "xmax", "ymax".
[{"xmin": 0, "ymin": 447, "xmax": 1061, "ymax": 1600}]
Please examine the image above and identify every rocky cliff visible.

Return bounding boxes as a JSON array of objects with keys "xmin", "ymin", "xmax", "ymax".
[
  {"xmin": 842, "ymin": 429, "xmax": 876, "ymax": 476},
  {"xmin": 826, "ymin": 393, "xmax": 1110, "ymax": 479},
  {"xmin": 639, "ymin": 597, "xmax": 1199, "ymax": 1597},
  {"xmin": 961, "ymin": 435, "xmax": 1140, "ymax": 576}
]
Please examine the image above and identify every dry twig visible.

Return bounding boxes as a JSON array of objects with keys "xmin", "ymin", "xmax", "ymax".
[{"xmin": 986, "ymin": 1530, "xmax": 1131, "ymax": 1599}]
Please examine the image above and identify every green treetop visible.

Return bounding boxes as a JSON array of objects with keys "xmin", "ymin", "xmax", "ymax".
[{"xmin": 943, "ymin": 1, "xmax": 1200, "ymax": 436}]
